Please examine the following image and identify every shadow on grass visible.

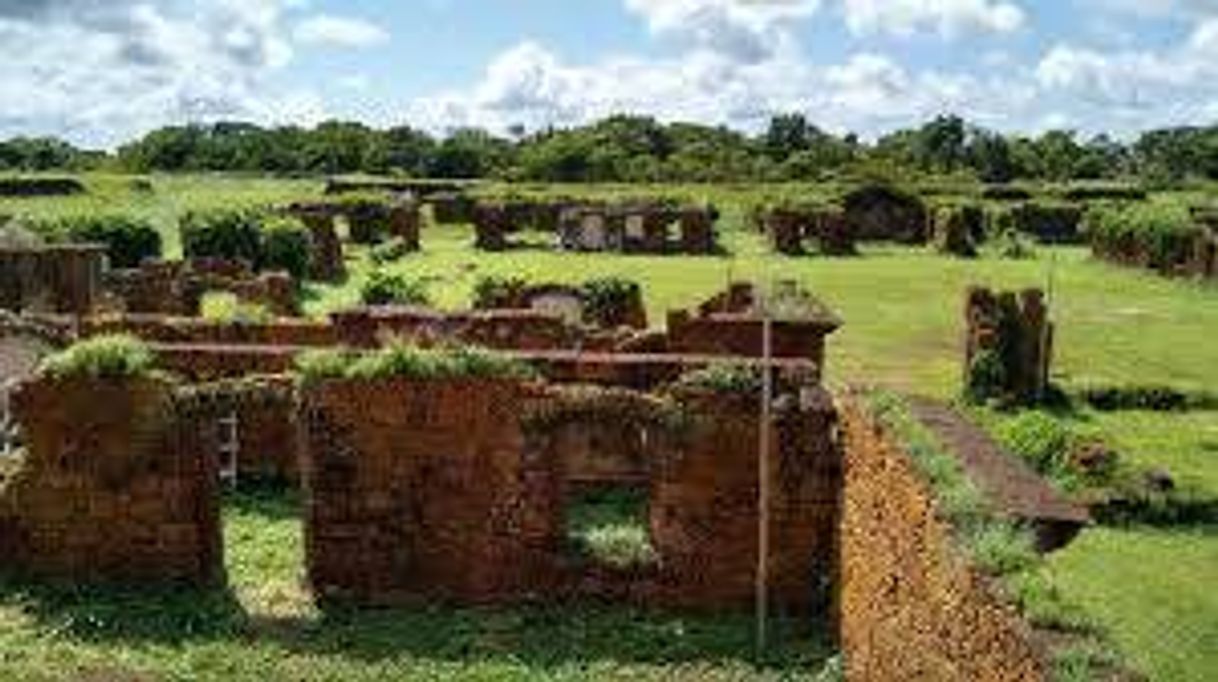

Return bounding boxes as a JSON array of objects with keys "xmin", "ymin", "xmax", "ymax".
[{"xmin": 0, "ymin": 489, "xmax": 835, "ymax": 675}]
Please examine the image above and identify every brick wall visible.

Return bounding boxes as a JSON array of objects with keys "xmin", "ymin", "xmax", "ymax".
[
  {"xmin": 837, "ymin": 397, "xmax": 1047, "ymax": 681},
  {"xmin": 650, "ymin": 387, "xmax": 840, "ymax": 610},
  {"xmin": 0, "ymin": 376, "xmax": 223, "ymax": 586},
  {"xmin": 300, "ymin": 378, "xmax": 564, "ymax": 604}
]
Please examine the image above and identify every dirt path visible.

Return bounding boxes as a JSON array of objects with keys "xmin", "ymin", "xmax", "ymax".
[{"xmin": 904, "ymin": 395, "xmax": 1090, "ymax": 549}]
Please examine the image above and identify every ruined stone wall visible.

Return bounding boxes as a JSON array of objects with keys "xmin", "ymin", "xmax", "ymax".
[
  {"xmin": 0, "ymin": 377, "xmax": 223, "ymax": 586},
  {"xmin": 80, "ymin": 314, "xmax": 336, "ymax": 347},
  {"xmin": 650, "ymin": 387, "xmax": 840, "ymax": 610},
  {"xmin": 104, "ymin": 259, "xmax": 299, "ymax": 317},
  {"xmin": 964, "ymin": 287, "xmax": 1052, "ymax": 406},
  {"xmin": 838, "ymin": 397, "xmax": 1047, "ymax": 681},
  {"xmin": 0, "ymin": 245, "xmax": 107, "ymax": 315},
  {"xmin": 667, "ymin": 315, "xmax": 829, "ymax": 369},
  {"xmin": 330, "ymin": 308, "xmax": 582, "ymax": 350},
  {"xmin": 300, "ymin": 378, "xmax": 564, "ymax": 605}
]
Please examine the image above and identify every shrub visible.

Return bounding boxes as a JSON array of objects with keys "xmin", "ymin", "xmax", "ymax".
[
  {"xmin": 369, "ymin": 237, "xmax": 415, "ymax": 266},
  {"xmin": 39, "ymin": 335, "xmax": 156, "ymax": 380},
  {"xmin": 472, "ymin": 274, "xmax": 530, "ymax": 308},
  {"xmin": 676, "ymin": 363, "xmax": 762, "ymax": 395},
  {"xmin": 966, "ymin": 523, "xmax": 1038, "ymax": 575},
  {"xmin": 1078, "ymin": 384, "xmax": 1216, "ymax": 412},
  {"xmin": 181, "ymin": 207, "xmax": 265, "ymax": 264},
  {"xmin": 995, "ymin": 411, "xmax": 1073, "ymax": 478},
  {"xmin": 580, "ymin": 277, "xmax": 641, "ymax": 326},
  {"xmin": 1086, "ymin": 203, "xmax": 1200, "ymax": 271},
  {"xmin": 259, "ymin": 217, "xmax": 312, "ymax": 279},
  {"xmin": 359, "ymin": 270, "xmax": 431, "ymax": 306},
  {"xmin": 295, "ymin": 342, "xmax": 534, "ymax": 383},
  {"xmin": 965, "ymin": 349, "xmax": 1007, "ymax": 404},
  {"xmin": 993, "ymin": 228, "xmax": 1036, "ymax": 260},
  {"xmin": 198, "ymin": 291, "xmax": 272, "ymax": 324},
  {"xmin": 46, "ymin": 214, "xmax": 161, "ymax": 268}
]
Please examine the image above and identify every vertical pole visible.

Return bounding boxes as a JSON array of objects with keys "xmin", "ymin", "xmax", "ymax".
[
  {"xmin": 1038, "ymin": 251, "xmax": 1058, "ymax": 403},
  {"xmin": 757, "ymin": 280, "xmax": 773, "ymax": 657}
]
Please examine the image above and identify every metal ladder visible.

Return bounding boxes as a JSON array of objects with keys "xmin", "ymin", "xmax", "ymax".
[
  {"xmin": 0, "ymin": 380, "xmax": 16, "ymax": 458},
  {"xmin": 217, "ymin": 411, "xmax": 239, "ymax": 487}
]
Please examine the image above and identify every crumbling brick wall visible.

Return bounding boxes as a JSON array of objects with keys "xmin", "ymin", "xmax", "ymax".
[
  {"xmin": 330, "ymin": 308, "xmax": 582, "ymax": 351},
  {"xmin": 837, "ymin": 397, "xmax": 1047, "ymax": 681},
  {"xmin": 104, "ymin": 259, "xmax": 299, "ymax": 317},
  {"xmin": 300, "ymin": 378, "xmax": 564, "ymax": 604},
  {"xmin": 964, "ymin": 287, "xmax": 1052, "ymax": 405},
  {"xmin": 0, "ymin": 376, "xmax": 223, "ymax": 586},
  {"xmin": 0, "ymin": 245, "xmax": 107, "ymax": 315},
  {"xmin": 473, "ymin": 203, "xmax": 511, "ymax": 251},
  {"xmin": 649, "ymin": 385, "xmax": 840, "ymax": 610},
  {"xmin": 290, "ymin": 208, "xmax": 345, "ymax": 282}
]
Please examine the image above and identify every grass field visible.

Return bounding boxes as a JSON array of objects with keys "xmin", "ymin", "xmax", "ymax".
[
  {"xmin": 2, "ymin": 175, "xmax": 1217, "ymax": 680},
  {"xmin": 0, "ymin": 491, "xmax": 835, "ymax": 682}
]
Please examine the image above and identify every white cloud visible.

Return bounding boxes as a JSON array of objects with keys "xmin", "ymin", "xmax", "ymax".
[
  {"xmin": 404, "ymin": 41, "xmax": 1035, "ymax": 139},
  {"xmin": 840, "ymin": 0, "xmax": 1026, "ymax": 38},
  {"xmin": 0, "ymin": 0, "xmax": 324, "ymax": 147},
  {"xmin": 293, "ymin": 14, "xmax": 389, "ymax": 49},
  {"xmin": 623, "ymin": 0, "xmax": 820, "ymax": 63}
]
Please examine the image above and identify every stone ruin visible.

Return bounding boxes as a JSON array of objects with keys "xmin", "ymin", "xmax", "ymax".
[
  {"xmin": 474, "ymin": 281, "xmax": 649, "ymax": 331},
  {"xmin": 0, "ymin": 375, "xmax": 223, "ymax": 586},
  {"xmin": 104, "ymin": 258, "xmax": 299, "ymax": 317},
  {"xmin": 761, "ymin": 206, "xmax": 857, "ymax": 256},
  {"xmin": 964, "ymin": 286, "xmax": 1053, "ymax": 406},
  {"xmin": 932, "ymin": 205, "xmax": 984, "ymax": 258},
  {"xmin": 666, "ymin": 282, "xmax": 843, "ymax": 377},
  {"xmin": 841, "ymin": 184, "xmax": 929, "ymax": 244},
  {"xmin": 287, "ymin": 198, "xmax": 422, "ymax": 252},
  {"xmin": 0, "ymin": 243, "xmax": 108, "ymax": 315},
  {"xmin": 1188, "ymin": 208, "xmax": 1218, "ymax": 280},
  {"xmin": 474, "ymin": 199, "xmax": 719, "ymax": 255}
]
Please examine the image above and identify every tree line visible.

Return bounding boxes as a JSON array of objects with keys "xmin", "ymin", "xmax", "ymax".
[{"xmin": 4, "ymin": 114, "xmax": 1218, "ymax": 185}]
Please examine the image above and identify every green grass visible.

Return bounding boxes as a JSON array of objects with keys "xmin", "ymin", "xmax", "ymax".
[
  {"xmin": 565, "ymin": 487, "xmax": 657, "ymax": 569},
  {"xmin": 303, "ymin": 222, "xmax": 1218, "ymax": 399},
  {"xmin": 0, "ymin": 490, "xmax": 835, "ymax": 681},
  {"xmin": 1048, "ymin": 526, "xmax": 1218, "ymax": 682}
]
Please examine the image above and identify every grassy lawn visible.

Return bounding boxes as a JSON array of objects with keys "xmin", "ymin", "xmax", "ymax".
[{"xmin": 0, "ymin": 491, "xmax": 835, "ymax": 681}]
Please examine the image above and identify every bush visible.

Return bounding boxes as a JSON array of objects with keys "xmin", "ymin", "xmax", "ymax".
[
  {"xmin": 1086, "ymin": 203, "xmax": 1200, "ymax": 271},
  {"xmin": 259, "ymin": 217, "xmax": 312, "ymax": 279},
  {"xmin": 676, "ymin": 363, "xmax": 762, "ymax": 394},
  {"xmin": 993, "ymin": 228, "xmax": 1036, "ymax": 260},
  {"xmin": 39, "ymin": 335, "xmax": 156, "ymax": 380},
  {"xmin": 995, "ymin": 411, "xmax": 1073, "ymax": 478},
  {"xmin": 198, "ymin": 292, "xmax": 272, "ymax": 324},
  {"xmin": 181, "ymin": 208, "xmax": 265, "ymax": 264},
  {"xmin": 295, "ymin": 343, "xmax": 534, "ymax": 383},
  {"xmin": 965, "ymin": 349, "xmax": 1007, "ymax": 404},
  {"xmin": 359, "ymin": 270, "xmax": 430, "ymax": 306},
  {"xmin": 472, "ymin": 274, "xmax": 530, "ymax": 308},
  {"xmin": 580, "ymin": 277, "xmax": 641, "ymax": 326},
  {"xmin": 46, "ymin": 214, "xmax": 162, "ymax": 268},
  {"xmin": 1078, "ymin": 384, "xmax": 1216, "ymax": 412},
  {"xmin": 369, "ymin": 237, "xmax": 415, "ymax": 265}
]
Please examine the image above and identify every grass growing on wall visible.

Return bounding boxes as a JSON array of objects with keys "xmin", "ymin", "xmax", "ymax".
[
  {"xmin": 294, "ymin": 342, "xmax": 537, "ymax": 384},
  {"xmin": 38, "ymin": 335, "xmax": 157, "ymax": 380}
]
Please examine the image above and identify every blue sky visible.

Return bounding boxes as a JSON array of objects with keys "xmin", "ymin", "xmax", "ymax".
[{"xmin": 2, "ymin": 0, "xmax": 1217, "ymax": 147}]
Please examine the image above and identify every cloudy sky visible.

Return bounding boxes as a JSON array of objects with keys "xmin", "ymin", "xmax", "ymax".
[{"xmin": 3, "ymin": 0, "xmax": 1218, "ymax": 147}]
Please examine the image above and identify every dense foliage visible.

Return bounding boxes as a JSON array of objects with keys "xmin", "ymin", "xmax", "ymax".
[
  {"xmin": 359, "ymin": 271, "xmax": 430, "ymax": 306},
  {"xmin": 181, "ymin": 208, "xmax": 265, "ymax": 264},
  {"xmin": 35, "ymin": 214, "xmax": 161, "ymax": 268},
  {"xmin": 1086, "ymin": 203, "xmax": 1201, "ymax": 271},
  {"xmin": 39, "ymin": 335, "xmax": 157, "ymax": 380},
  {"xmin": 16, "ymin": 113, "xmax": 1218, "ymax": 184}
]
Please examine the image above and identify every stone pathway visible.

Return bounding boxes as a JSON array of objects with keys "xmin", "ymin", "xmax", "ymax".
[{"xmin": 904, "ymin": 395, "xmax": 1090, "ymax": 551}]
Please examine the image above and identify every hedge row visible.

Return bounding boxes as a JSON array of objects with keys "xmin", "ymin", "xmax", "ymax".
[
  {"xmin": 1086, "ymin": 203, "xmax": 1201, "ymax": 272},
  {"xmin": 181, "ymin": 208, "xmax": 312, "ymax": 279},
  {"xmin": 32, "ymin": 214, "xmax": 162, "ymax": 268}
]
